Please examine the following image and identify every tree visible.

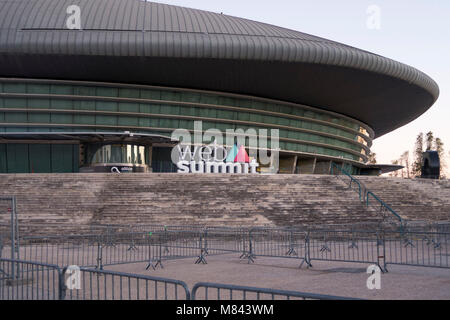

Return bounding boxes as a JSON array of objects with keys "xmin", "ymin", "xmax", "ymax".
[
  {"xmin": 390, "ymin": 160, "xmax": 400, "ymax": 177},
  {"xmin": 425, "ymin": 131, "xmax": 434, "ymax": 151},
  {"xmin": 391, "ymin": 131, "xmax": 446, "ymax": 179},
  {"xmin": 367, "ymin": 151, "xmax": 377, "ymax": 164},
  {"xmin": 400, "ymin": 151, "xmax": 410, "ymax": 178},
  {"xmin": 411, "ymin": 133, "xmax": 424, "ymax": 177},
  {"xmin": 435, "ymin": 137, "xmax": 446, "ymax": 178}
]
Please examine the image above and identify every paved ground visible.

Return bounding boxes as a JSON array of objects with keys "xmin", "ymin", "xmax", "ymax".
[{"xmin": 103, "ymin": 253, "xmax": 450, "ymax": 300}]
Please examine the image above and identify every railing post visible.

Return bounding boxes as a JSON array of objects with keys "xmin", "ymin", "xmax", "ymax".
[
  {"xmin": 382, "ymin": 232, "xmax": 387, "ymax": 272},
  {"xmin": 286, "ymin": 229, "xmax": 297, "ymax": 256},
  {"xmin": 204, "ymin": 229, "xmax": 209, "ymax": 255},
  {"xmin": 96, "ymin": 235, "xmax": 103, "ymax": 270},
  {"xmin": 59, "ymin": 267, "xmax": 67, "ymax": 300},
  {"xmin": 357, "ymin": 182, "xmax": 361, "ymax": 202},
  {"xmin": 127, "ymin": 228, "xmax": 138, "ymax": 251},
  {"xmin": 376, "ymin": 231, "xmax": 387, "ymax": 273},
  {"xmin": 348, "ymin": 226, "xmax": 358, "ymax": 249},
  {"xmin": 307, "ymin": 231, "xmax": 311, "ymax": 266},
  {"xmin": 0, "ymin": 235, "xmax": 3, "ymax": 259},
  {"xmin": 12, "ymin": 197, "xmax": 19, "ymax": 261},
  {"xmin": 146, "ymin": 231, "xmax": 163, "ymax": 270},
  {"xmin": 367, "ymin": 191, "xmax": 403, "ymax": 227},
  {"xmin": 240, "ymin": 229, "xmax": 247, "ymax": 258},
  {"xmin": 248, "ymin": 229, "xmax": 255, "ymax": 263},
  {"xmin": 300, "ymin": 231, "xmax": 312, "ymax": 268},
  {"xmin": 195, "ymin": 230, "xmax": 207, "ymax": 264},
  {"xmin": 164, "ymin": 226, "xmax": 169, "ymax": 253},
  {"xmin": 240, "ymin": 229, "xmax": 255, "ymax": 263},
  {"xmin": 9, "ymin": 199, "xmax": 15, "ymax": 280},
  {"xmin": 158, "ymin": 236, "xmax": 163, "ymax": 267}
]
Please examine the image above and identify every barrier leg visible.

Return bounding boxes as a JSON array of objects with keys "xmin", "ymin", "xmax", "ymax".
[
  {"xmin": 195, "ymin": 234, "xmax": 207, "ymax": 265},
  {"xmin": 146, "ymin": 239, "xmax": 163, "ymax": 270},
  {"xmin": 299, "ymin": 234, "xmax": 312, "ymax": 269}
]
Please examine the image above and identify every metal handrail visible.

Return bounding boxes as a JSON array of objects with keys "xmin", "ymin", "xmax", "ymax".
[
  {"xmin": 330, "ymin": 162, "xmax": 363, "ymax": 201},
  {"xmin": 366, "ymin": 191, "xmax": 404, "ymax": 227},
  {"xmin": 331, "ymin": 162, "xmax": 404, "ymax": 228}
]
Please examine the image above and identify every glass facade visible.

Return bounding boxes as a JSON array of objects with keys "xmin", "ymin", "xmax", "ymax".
[
  {"xmin": 0, "ymin": 143, "xmax": 79, "ymax": 173},
  {"xmin": 0, "ymin": 79, "xmax": 374, "ymax": 173},
  {"xmin": 87, "ymin": 143, "xmax": 148, "ymax": 166}
]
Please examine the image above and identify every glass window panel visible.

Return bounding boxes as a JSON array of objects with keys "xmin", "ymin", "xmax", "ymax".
[
  {"xmin": 27, "ymin": 84, "xmax": 49, "ymax": 94},
  {"xmin": 96, "ymin": 87, "xmax": 118, "ymax": 97},
  {"xmin": 96, "ymin": 101, "xmax": 117, "ymax": 112},
  {"xmin": 74, "ymin": 86, "xmax": 96, "ymax": 96},
  {"xmin": 139, "ymin": 104, "xmax": 151, "ymax": 114},
  {"xmin": 96, "ymin": 115, "xmax": 116, "ymax": 126},
  {"xmin": 28, "ymin": 98, "xmax": 50, "ymax": 109},
  {"xmin": 3, "ymin": 84, "xmax": 25, "ymax": 93},
  {"xmin": 218, "ymin": 96, "xmax": 234, "ymax": 106},
  {"xmin": 75, "ymin": 100, "xmax": 95, "ymax": 110},
  {"xmin": 161, "ymin": 91, "xmax": 181, "ymax": 102},
  {"xmin": 50, "ymin": 85, "xmax": 73, "ymax": 95},
  {"xmin": 88, "ymin": 144, "xmax": 147, "ymax": 165},
  {"xmin": 4, "ymin": 98, "xmax": 25, "ymax": 108},
  {"xmin": 51, "ymin": 99, "xmax": 72, "ymax": 110},
  {"xmin": 118, "ymin": 116, "xmax": 138, "ymax": 127},
  {"xmin": 181, "ymin": 92, "xmax": 200, "ymax": 103},
  {"xmin": 119, "ymin": 88, "xmax": 140, "ymax": 98},
  {"xmin": 118, "ymin": 102, "xmax": 139, "ymax": 113},
  {"xmin": 217, "ymin": 110, "xmax": 232, "ymax": 119},
  {"xmin": 5, "ymin": 112, "xmax": 27, "ymax": 122},
  {"xmin": 138, "ymin": 117, "xmax": 150, "ymax": 128},
  {"xmin": 140, "ymin": 90, "xmax": 161, "ymax": 100},
  {"xmin": 51, "ymin": 114, "xmax": 73, "ymax": 124},
  {"xmin": 148, "ymin": 118, "xmax": 160, "ymax": 127},
  {"xmin": 74, "ymin": 114, "xmax": 95, "ymax": 125}
]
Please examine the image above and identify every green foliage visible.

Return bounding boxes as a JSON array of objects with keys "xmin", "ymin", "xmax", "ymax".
[
  {"xmin": 367, "ymin": 151, "xmax": 377, "ymax": 164},
  {"xmin": 405, "ymin": 131, "xmax": 446, "ymax": 179},
  {"xmin": 411, "ymin": 133, "xmax": 424, "ymax": 177},
  {"xmin": 435, "ymin": 137, "xmax": 446, "ymax": 178},
  {"xmin": 425, "ymin": 131, "xmax": 434, "ymax": 151}
]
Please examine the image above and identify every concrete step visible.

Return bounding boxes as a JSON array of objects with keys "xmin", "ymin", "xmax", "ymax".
[{"xmin": 1, "ymin": 174, "xmax": 449, "ymax": 235}]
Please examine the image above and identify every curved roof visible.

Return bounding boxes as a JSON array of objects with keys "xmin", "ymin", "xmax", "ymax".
[{"xmin": 0, "ymin": 0, "xmax": 439, "ymax": 137}]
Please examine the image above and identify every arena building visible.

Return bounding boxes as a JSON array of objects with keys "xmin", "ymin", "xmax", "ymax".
[{"xmin": 0, "ymin": 0, "xmax": 439, "ymax": 174}]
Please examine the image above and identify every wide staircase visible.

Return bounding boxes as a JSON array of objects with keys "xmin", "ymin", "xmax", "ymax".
[
  {"xmin": 0, "ymin": 174, "xmax": 449, "ymax": 235},
  {"xmin": 358, "ymin": 176, "xmax": 450, "ymax": 222},
  {"xmin": 0, "ymin": 173, "xmax": 379, "ymax": 233}
]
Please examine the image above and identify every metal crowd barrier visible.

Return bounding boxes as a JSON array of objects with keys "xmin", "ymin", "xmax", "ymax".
[
  {"xmin": 306, "ymin": 229, "xmax": 384, "ymax": 270},
  {"xmin": 0, "ymin": 258, "xmax": 190, "ymax": 300},
  {"xmin": 0, "ymin": 258, "xmax": 62, "ymax": 300},
  {"xmin": 240, "ymin": 228, "xmax": 307, "ymax": 264},
  {"xmin": 61, "ymin": 267, "xmax": 191, "ymax": 300},
  {"xmin": 191, "ymin": 282, "xmax": 359, "ymax": 300},
  {"xmin": 383, "ymin": 230, "xmax": 449, "ymax": 269},
  {"xmin": 2, "ymin": 224, "xmax": 449, "ymax": 273},
  {"xmin": 1, "ymin": 258, "xmax": 356, "ymax": 300}
]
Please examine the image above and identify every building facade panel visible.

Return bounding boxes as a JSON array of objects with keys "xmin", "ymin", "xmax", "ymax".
[{"xmin": 0, "ymin": 78, "xmax": 373, "ymax": 173}]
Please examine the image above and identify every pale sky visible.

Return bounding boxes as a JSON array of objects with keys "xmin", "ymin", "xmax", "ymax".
[{"xmin": 154, "ymin": 0, "xmax": 450, "ymax": 171}]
